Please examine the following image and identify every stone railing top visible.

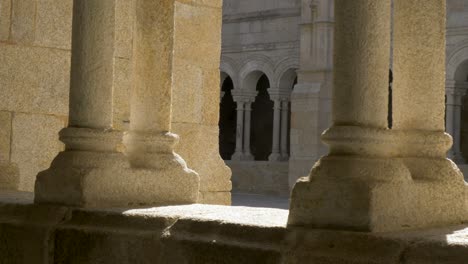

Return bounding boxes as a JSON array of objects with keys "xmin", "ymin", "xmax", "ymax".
[{"xmin": 1, "ymin": 191, "xmax": 468, "ymax": 263}]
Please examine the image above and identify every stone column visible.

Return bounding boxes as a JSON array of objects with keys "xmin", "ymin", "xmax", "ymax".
[
  {"xmin": 269, "ymin": 90, "xmax": 282, "ymax": 161},
  {"xmin": 392, "ymin": 0, "xmax": 467, "ymax": 228},
  {"xmin": 36, "ymin": 0, "xmax": 200, "ymax": 207},
  {"xmin": 288, "ymin": 0, "xmax": 409, "ymax": 232},
  {"xmin": 35, "ymin": 0, "xmax": 127, "ymax": 206},
  {"xmin": 242, "ymin": 100, "xmax": 254, "ymax": 160},
  {"xmin": 280, "ymin": 99, "xmax": 289, "ymax": 161},
  {"xmin": 123, "ymin": 0, "xmax": 199, "ymax": 204},
  {"xmin": 231, "ymin": 98, "xmax": 244, "ymax": 161}
]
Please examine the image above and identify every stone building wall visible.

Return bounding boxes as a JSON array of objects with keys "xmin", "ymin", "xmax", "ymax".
[{"xmin": 0, "ymin": 0, "xmax": 72, "ymax": 191}]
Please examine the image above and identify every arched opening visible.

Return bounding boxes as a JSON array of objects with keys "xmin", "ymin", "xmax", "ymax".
[
  {"xmin": 455, "ymin": 60, "xmax": 468, "ymax": 162},
  {"xmin": 277, "ymin": 69, "xmax": 297, "ymax": 159},
  {"xmin": 251, "ymin": 74, "xmax": 273, "ymax": 160},
  {"xmin": 219, "ymin": 75, "xmax": 237, "ymax": 160}
]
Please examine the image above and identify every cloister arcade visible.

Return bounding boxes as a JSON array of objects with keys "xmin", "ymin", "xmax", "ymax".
[{"xmin": 218, "ymin": 55, "xmax": 298, "ymax": 194}]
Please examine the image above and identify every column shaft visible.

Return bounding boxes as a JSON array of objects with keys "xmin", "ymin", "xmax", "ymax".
[
  {"xmin": 280, "ymin": 100, "xmax": 289, "ymax": 160},
  {"xmin": 332, "ymin": 0, "xmax": 390, "ymax": 128},
  {"xmin": 243, "ymin": 102, "xmax": 254, "ymax": 160},
  {"xmin": 232, "ymin": 101, "xmax": 244, "ymax": 160},
  {"xmin": 454, "ymin": 100, "xmax": 463, "ymax": 156},
  {"xmin": 130, "ymin": 0, "xmax": 172, "ymax": 133},
  {"xmin": 69, "ymin": 0, "xmax": 115, "ymax": 129},
  {"xmin": 393, "ymin": 0, "xmax": 445, "ymax": 132},
  {"xmin": 269, "ymin": 99, "xmax": 282, "ymax": 161},
  {"xmin": 289, "ymin": 0, "xmax": 398, "ymax": 232}
]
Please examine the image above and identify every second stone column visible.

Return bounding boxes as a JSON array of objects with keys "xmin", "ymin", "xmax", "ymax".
[
  {"xmin": 123, "ymin": 0, "xmax": 199, "ymax": 205},
  {"xmin": 288, "ymin": 0, "xmax": 414, "ymax": 232}
]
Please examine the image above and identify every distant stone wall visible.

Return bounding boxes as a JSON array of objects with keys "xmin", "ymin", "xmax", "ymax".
[{"xmin": 227, "ymin": 161, "xmax": 289, "ymax": 196}]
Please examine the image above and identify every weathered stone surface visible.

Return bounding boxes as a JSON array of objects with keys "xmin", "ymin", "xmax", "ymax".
[
  {"xmin": 0, "ymin": 0, "xmax": 11, "ymax": 40},
  {"xmin": 176, "ymin": 0, "xmax": 222, "ymax": 9},
  {"xmin": 11, "ymin": 113, "xmax": 65, "ymax": 191},
  {"xmin": 0, "ymin": 44, "xmax": 70, "ymax": 115},
  {"xmin": 0, "ymin": 162, "xmax": 19, "ymax": 190},
  {"xmin": 0, "ymin": 111, "xmax": 11, "ymax": 162},
  {"xmin": 35, "ymin": 147, "xmax": 200, "ymax": 207},
  {"xmin": 227, "ymin": 160, "xmax": 289, "ymax": 196},
  {"xmin": 113, "ymin": 58, "xmax": 132, "ymax": 130},
  {"xmin": 198, "ymin": 191, "xmax": 231, "ymax": 205},
  {"xmin": 54, "ymin": 209, "xmax": 171, "ymax": 264},
  {"xmin": 0, "ymin": 192, "xmax": 70, "ymax": 264},
  {"xmin": 1, "ymin": 192, "xmax": 468, "ymax": 264},
  {"xmin": 172, "ymin": 2, "xmax": 222, "ymax": 125},
  {"xmin": 35, "ymin": 0, "xmax": 73, "ymax": 50},
  {"xmin": 115, "ymin": 0, "xmax": 134, "ymax": 59},
  {"xmin": 170, "ymin": 1, "xmax": 230, "ymax": 205},
  {"xmin": 172, "ymin": 123, "xmax": 231, "ymax": 193},
  {"xmin": 10, "ymin": 0, "xmax": 36, "ymax": 43}
]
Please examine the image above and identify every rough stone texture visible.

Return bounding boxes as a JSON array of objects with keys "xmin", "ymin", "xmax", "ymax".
[
  {"xmin": 227, "ymin": 160, "xmax": 289, "ymax": 196},
  {"xmin": 172, "ymin": 123, "xmax": 231, "ymax": 192},
  {"xmin": 0, "ymin": 111, "xmax": 19, "ymax": 190},
  {"xmin": 0, "ymin": 0, "xmax": 11, "ymax": 40},
  {"xmin": 1, "ymin": 192, "xmax": 468, "ymax": 264},
  {"xmin": 171, "ymin": 0, "xmax": 232, "ymax": 205},
  {"xmin": 68, "ymin": 0, "xmax": 116, "ymax": 128},
  {"xmin": 10, "ymin": 0, "xmax": 36, "ymax": 44},
  {"xmin": 0, "ymin": 191, "xmax": 70, "ymax": 264},
  {"xmin": 0, "ymin": 44, "xmax": 71, "ymax": 116},
  {"xmin": 115, "ymin": 0, "xmax": 134, "ymax": 59},
  {"xmin": 35, "ymin": 139, "xmax": 200, "ymax": 208},
  {"xmin": 11, "ymin": 113, "xmax": 65, "ymax": 191},
  {"xmin": 0, "ymin": 111, "xmax": 12, "ymax": 162},
  {"xmin": 112, "ymin": 58, "xmax": 132, "ymax": 131},
  {"xmin": 34, "ymin": 0, "xmax": 73, "ymax": 50}
]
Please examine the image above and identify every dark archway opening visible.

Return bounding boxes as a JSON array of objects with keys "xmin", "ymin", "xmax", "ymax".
[
  {"xmin": 219, "ymin": 76, "xmax": 236, "ymax": 160},
  {"xmin": 251, "ymin": 74, "xmax": 273, "ymax": 160}
]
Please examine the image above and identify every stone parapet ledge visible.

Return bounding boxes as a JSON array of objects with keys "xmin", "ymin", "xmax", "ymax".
[{"xmin": 1, "ymin": 191, "xmax": 468, "ymax": 264}]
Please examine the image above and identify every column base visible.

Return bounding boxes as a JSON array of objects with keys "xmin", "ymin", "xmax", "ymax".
[
  {"xmin": 268, "ymin": 153, "xmax": 282, "ymax": 162},
  {"xmin": 0, "ymin": 162, "xmax": 19, "ymax": 190},
  {"xmin": 35, "ymin": 128, "xmax": 199, "ymax": 208},
  {"xmin": 288, "ymin": 156, "xmax": 468, "ymax": 232},
  {"xmin": 35, "ymin": 151, "xmax": 199, "ymax": 208},
  {"xmin": 279, "ymin": 154, "xmax": 289, "ymax": 161},
  {"xmin": 231, "ymin": 152, "xmax": 244, "ymax": 161},
  {"xmin": 241, "ymin": 152, "xmax": 254, "ymax": 161}
]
